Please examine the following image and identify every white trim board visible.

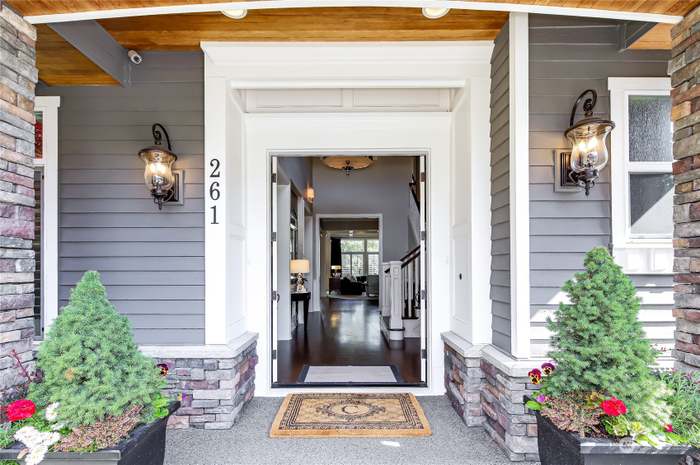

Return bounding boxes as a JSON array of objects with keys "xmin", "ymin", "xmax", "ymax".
[
  {"xmin": 26, "ymin": 1, "xmax": 682, "ymax": 25},
  {"xmin": 508, "ymin": 12, "xmax": 530, "ymax": 359},
  {"xmin": 34, "ymin": 96, "xmax": 60, "ymax": 335}
]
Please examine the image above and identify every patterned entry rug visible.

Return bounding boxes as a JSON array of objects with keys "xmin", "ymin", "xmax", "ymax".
[{"xmin": 269, "ymin": 393, "xmax": 431, "ymax": 438}]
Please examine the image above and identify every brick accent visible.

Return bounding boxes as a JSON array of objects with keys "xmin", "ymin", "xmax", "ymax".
[
  {"xmin": 154, "ymin": 341, "xmax": 257, "ymax": 430},
  {"xmin": 480, "ymin": 359, "xmax": 540, "ymax": 462},
  {"xmin": 0, "ymin": 4, "xmax": 37, "ymax": 402},
  {"xmin": 444, "ymin": 344, "xmax": 484, "ymax": 427}
]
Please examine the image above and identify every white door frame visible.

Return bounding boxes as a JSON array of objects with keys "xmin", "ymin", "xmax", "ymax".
[
  {"xmin": 313, "ymin": 212, "xmax": 384, "ymax": 313},
  {"xmin": 201, "ymin": 41, "xmax": 494, "ymax": 397}
]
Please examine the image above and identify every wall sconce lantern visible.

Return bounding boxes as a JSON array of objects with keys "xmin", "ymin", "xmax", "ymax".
[
  {"xmin": 563, "ymin": 89, "xmax": 615, "ymax": 196},
  {"xmin": 139, "ymin": 124, "xmax": 177, "ymax": 210}
]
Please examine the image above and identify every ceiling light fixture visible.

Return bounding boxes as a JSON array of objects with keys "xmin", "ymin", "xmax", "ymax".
[
  {"xmin": 221, "ymin": 9, "xmax": 247, "ymax": 19},
  {"xmin": 321, "ymin": 156, "xmax": 374, "ymax": 175},
  {"xmin": 422, "ymin": 7, "xmax": 450, "ymax": 19}
]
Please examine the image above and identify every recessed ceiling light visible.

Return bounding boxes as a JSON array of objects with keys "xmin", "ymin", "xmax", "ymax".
[
  {"xmin": 422, "ymin": 7, "xmax": 450, "ymax": 19},
  {"xmin": 222, "ymin": 9, "xmax": 247, "ymax": 19}
]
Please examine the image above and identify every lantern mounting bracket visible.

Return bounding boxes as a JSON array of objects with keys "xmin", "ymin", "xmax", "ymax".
[
  {"xmin": 152, "ymin": 123, "xmax": 172, "ymax": 151},
  {"xmin": 569, "ymin": 89, "xmax": 598, "ymax": 127}
]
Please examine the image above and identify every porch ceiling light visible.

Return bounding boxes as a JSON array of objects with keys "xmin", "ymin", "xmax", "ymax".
[
  {"xmin": 321, "ymin": 156, "xmax": 374, "ymax": 176},
  {"xmin": 565, "ymin": 89, "xmax": 615, "ymax": 196},
  {"xmin": 139, "ymin": 123, "xmax": 177, "ymax": 210},
  {"xmin": 422, "ymin": 7, "xmax": 450, "ymax": 19},
  {"xmin": 221, "ymin": 9, "xmax": 247, "ymax": 19}
]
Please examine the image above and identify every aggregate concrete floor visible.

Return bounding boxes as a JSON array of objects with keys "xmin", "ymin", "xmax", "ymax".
[{"xmin": 165, "ymin": 396, "xmax": 538, "ymax": 465}]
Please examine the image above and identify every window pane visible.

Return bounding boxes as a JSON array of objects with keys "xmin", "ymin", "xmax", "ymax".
[
  {"xmin": 342, "ymin": 254, "xmax": 351, "ymax": 276},
  {"xmin": 628, "ymin": 95, "xmax": 672, "ymax": 162},
  {"xmin": 368, "ymin": 254, "xmax": 379, "ymax": 275},
  {"xmin": 340, "ymin": 239, "xmax": 364, "ymax": 253},
  {"xmin": 629, "ymin": 173, "xmax": 673, "ymax": 236},
  {"xmin": 366, "ymin": 239, "xmax": 379, "ymax": 252},
  {"xmin": 351, "ymin": 254, "xmax": 364, "ymax": 276}
]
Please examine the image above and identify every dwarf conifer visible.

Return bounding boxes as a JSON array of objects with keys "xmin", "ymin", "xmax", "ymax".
[{"xmin": 30, "ymin": 271, "xmax": 163, "ymax": 428}]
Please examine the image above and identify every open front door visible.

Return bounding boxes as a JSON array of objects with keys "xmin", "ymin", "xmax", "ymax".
[
  {"xmin": 270, "ymin": 157, "xmax": 279, "ymax": 384},
  {"xmin": 419, "ymin": 156, "xmax": 428, "ymax": 383}
]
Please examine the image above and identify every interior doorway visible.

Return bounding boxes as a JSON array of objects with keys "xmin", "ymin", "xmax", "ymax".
[{"xmin": 271, "ymin": 155, "xmax": 427, "ymax": 387}]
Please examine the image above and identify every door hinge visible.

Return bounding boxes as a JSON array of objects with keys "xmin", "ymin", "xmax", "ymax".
[
  {"xmin": 421, "ymin": 349, "xmax": 427, "ymax": 359},
  {"xmin": 272, "ymin": 349, "xmax": 277, "ymax": 360},
  {"xmin": 421, "ymin": 290, "xmax": 427, "ymax": 300},
  {"xmin": 272, "ymin": 290, "xmax": 280, "ymax": 302},
  {"xmin": 420, "ymin": 231, "xmax": 426, "ymax": 241},
  {"xmin": 420, "ymin": 172, "xmax": 426, "ymax": 182},
  {"xmin": 271, "ymin": 173, "xmax": 277, "ymax": 183},
  {"xmin": 271, "ymin": 232, "xmax": 277, "ymax": 242}
]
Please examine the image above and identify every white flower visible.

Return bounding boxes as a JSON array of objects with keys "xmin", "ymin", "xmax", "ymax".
[
  {"xmin": 14, "ymin": 426, "xmax": 61, "ymax": 465},
  {"xmin": 24, "ymin": 446, "xmax": 47, "ymax": 465},
  {"xmin": 45, "ymin": 403, "xmax": 60, "ymax": 422}
]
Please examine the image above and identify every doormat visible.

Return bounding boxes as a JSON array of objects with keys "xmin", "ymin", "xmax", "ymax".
[
  {"xmin": 269, "ymin": 393, "xmax": 431, "ymax": 438},
  {"xmin": 298, "ymin": 365, "xmax": 402, "ymax": 384}
]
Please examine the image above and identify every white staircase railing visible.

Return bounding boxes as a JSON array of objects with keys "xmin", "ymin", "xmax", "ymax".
[{"xmin": 380, "ymin": 246, "xmax": 421, "ymax": 344}]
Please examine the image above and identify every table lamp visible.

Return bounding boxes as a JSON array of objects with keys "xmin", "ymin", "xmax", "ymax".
[{"xmin": 290, "ymin": 259, "xmax": 310, "ymax": 292}]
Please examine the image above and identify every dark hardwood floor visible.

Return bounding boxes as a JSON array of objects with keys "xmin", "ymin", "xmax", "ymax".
[{"xmin": 276, "ymin": 297, "xmax": 421, "ymax": 385}]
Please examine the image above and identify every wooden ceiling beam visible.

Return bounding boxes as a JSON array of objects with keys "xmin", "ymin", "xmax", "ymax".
[
  {"xmin": 48, "ymin": 21, "xmax": 132, "ymax": 85},
  {"xmin": 5, "ymin": 1, "xmax": 692, "ymax": 25}
]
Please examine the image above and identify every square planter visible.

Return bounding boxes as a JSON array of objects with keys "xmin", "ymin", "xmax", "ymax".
[
  {"xmin": 536, "ymin": 411, "xmax": 690, "ymax": 465},
  {"xmin": 0, "ymin": 402, "xmax": 180, "ymax": 465}
]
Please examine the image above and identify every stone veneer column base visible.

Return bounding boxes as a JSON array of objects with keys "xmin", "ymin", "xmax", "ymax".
[
  {"xmin": 443, "ymin": 334, "xmax": 540, "ymax": 463},
  {"xmin": 144, "ymin": 333, "xmax": 258, "ymax": 430}
]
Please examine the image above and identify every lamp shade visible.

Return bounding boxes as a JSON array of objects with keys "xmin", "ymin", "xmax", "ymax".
[{"xmin": 290, "ymin": 259, "xmax": 310, "ymax": 274}]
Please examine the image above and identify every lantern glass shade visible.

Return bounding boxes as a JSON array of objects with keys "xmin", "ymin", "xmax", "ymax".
[
  {"xmin": 565, "ymin": 118, "xmax": 614, "ymax": 175},
  {"xmin": 139, "ymin": 148, "xmax": 177, "ymax": 194}
]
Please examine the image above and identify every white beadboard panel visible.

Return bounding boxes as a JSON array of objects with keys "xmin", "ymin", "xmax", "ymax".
[
  {"xmin": 39, "ymin": 52, "xmax": 206, "ymax": 345},
  {"xmin": 528, "ymin": 19, "xmax": 672, "ymax": 355},
  {"xmin": 490, "ymin": 23, "xmax": 511, "ymax": 353}
]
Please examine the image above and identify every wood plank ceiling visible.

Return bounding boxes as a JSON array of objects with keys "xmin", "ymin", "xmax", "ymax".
[
  {"xmin": 6, "ymin": 0, "xmax": 700, "ymax": 17},
  {"xmin": 8, "ymin": 0, "xmax": 694, "ymax": 85}
]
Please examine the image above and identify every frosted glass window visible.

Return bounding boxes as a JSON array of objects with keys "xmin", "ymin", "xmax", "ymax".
[
  {"xmin": 628, "ymin": 95, "xmax": 672, "ymax": 162},
  {"xmin": 629, "ymin": 173, "xmax": 673, "ymax": 236}
]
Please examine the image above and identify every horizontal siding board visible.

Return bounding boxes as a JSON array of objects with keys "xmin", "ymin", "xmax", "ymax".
[{"xmin": 39, "ymin": 52, "xmax": 206, "ymax": 345}]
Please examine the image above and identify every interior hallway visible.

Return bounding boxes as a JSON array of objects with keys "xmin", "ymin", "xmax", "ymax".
[{"xmin": 276, "ymin": 297, "xmax": 421, "ymax": 385}]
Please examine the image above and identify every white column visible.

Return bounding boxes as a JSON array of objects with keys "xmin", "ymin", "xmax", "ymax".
[
  {"xmin": 389, "ymin": 261, "xmax": 403, "ymax": 330},
  {"xmin": 508, "ymin": 12, "xmax": 531, "ymax": 359}
]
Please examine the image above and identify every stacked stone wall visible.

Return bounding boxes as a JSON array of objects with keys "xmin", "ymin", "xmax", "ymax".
[
  {"xmin": 444, "ymin": 344, "xmax": 484, "ymax": 427},
  {"xmin": 0, "ymin": 4, "xmax": 37, "ymax": 402}
]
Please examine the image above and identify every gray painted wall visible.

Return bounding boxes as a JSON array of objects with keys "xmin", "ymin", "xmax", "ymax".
[
  {"xmin": 312, "ymin": 157, "xmax": 414, "ymax": 262},
  {"xmin": 278, "ymin": 157, "xmax": 312, "ymax": 195},
  {"xmin": 528, "ymin": 15, "xmax": 672, "ymax": 356},
  {"xmin": 490, "ymin": 23, "xmax": 511, "ymax": 353},
  {"xmin": 38, "ymin": 52, "xmax": 205, "ymax": 345}
]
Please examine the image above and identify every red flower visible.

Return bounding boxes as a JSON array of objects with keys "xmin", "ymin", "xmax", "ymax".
[
  {"xmin": 157, "ymin": 363, "xmax": 169, "ymax": 377},
  {"xmin": 6, "ymin": 399, "xmax": 36, "ymax": 422},
  {"xmin": 600, "ymin": 397, "xmax": 627, "ymax": 417},
  {"xmin": 665, "ymin": 424, "xmax": 674, "ymax": 433},
  {"xmin": 528, "ymin": 369, "xmax": 542, "ymax": 385},
  {"xmin": 541, "ymin": 362, "xmax": 555, "ymax": 376}
]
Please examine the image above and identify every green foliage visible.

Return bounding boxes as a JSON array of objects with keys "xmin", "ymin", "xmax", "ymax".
[
  {"xmin": 29, "ymin": 271, "xmax": 164, "ymax": 429},
  {"xmin": 659, "ymin": 370, "xmax": 700, "ymax": 447},
  {"xmin": 0, "ymin": 424, "xmax": 18, "ymax": 449},
  {"xmin": 542, "ymin": 247, "xmax": 670, "ymax": 425}
]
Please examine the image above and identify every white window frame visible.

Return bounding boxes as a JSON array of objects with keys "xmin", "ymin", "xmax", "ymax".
[
  {"xmin": 33, "ymin": 96, "xmax": 60, "ymax": 336},
  {"xmin": 340, "ymin": 238, "xmax": 379, "ymax": 277},
  {"xmin": 609, "ymin": 77, "xmax": 673, "ymax": 274}
]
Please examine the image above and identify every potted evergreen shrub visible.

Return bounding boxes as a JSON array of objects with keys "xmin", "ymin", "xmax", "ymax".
[
  {"xmin": 0, "ymin": 272, "xmax": 179, "ymax": 465},
  {"xmin": 525, "ymin": 248, "xmax": 693, "ymax": 465}
]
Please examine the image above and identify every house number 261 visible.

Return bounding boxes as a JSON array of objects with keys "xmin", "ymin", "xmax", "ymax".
[{"xmin": 209, "ymin": 158, "xmax": 221, "ymax": 225}]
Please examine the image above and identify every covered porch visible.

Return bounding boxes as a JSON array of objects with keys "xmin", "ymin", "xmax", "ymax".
[{"xmin": 0, "ymin": 1, "xmax": 698, "ymax": 464}]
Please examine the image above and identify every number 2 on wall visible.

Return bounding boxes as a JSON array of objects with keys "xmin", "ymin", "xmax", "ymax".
[{"xmin": 209, "ymin": 158, "xmax": 221, "ymax": 225}]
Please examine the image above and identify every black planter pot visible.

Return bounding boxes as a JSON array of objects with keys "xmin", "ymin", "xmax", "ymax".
[
  {"xmin": 536, "ymin": 411, "xmax": 690, "ymax": 465},
  {"xmin": 0, "ymin": 401, "xmax": 180, "ymax": 465}
]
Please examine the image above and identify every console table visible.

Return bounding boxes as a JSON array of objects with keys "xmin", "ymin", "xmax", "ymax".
[{"xmin": 291, "ymin": 291, "xmax": 311, "ymax": 334}]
